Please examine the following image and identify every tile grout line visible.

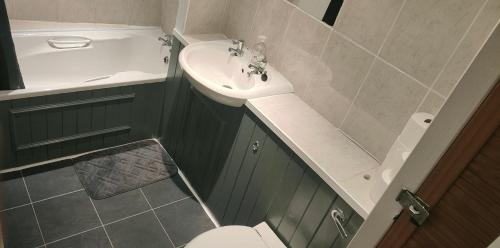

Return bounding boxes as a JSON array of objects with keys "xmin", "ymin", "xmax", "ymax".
[
  {"xmin": 32, "ymin": 188, "xmax": 85, "ymax": 204},
  {"xmin": 103, "ymin": 209, "xmax": 153, "ymax": 226},
  {"xmin": 414, "ymin": 0, "xmax": 491, "ymax": 111},
  {"xmin": 0, "ymin": 188, "xmax": 86, "ymax": 213},
  {"xmin": 43, "ymin": 226, "xmax": 102, "ymax": 246},
  {"xmin": 339, "ymin": 0, "xmax": 408, "ymax": 129},
  {"xmin": 20, "ymin": 171, "xmax": 47, "ymax": 248},
  {"xmin": 0, "ymin": 202, "xmax": 31, "ymax": 213},
  {"xmin": 152, "ymin": 196, "xmax": 193, "ymax": 211},
  {"xmin": 140, "ymin": 188, "xmax": 177, "ymax": 248},
  {"xmin": 88, "ymin": 196, "xmax": 115, "ymax": 248}
]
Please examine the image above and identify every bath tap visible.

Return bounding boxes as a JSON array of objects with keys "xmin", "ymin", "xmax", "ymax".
[
  {"xmin": 229, "ymin": 40, "xmax": 245, "ymax": 57},
  {"xmin": 158, "ymin": 35, "xmax": 173, "ymax": 47}
]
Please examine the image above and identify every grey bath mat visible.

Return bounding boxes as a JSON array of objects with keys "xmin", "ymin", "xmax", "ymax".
[{"xmin": 73, "ymin": 140, "xmax": 177, "ymax": 200}]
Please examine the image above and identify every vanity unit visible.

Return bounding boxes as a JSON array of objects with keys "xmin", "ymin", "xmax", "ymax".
[{"xmin": 161, "ymin": 36, "xmax": 378, "ymax": 248}]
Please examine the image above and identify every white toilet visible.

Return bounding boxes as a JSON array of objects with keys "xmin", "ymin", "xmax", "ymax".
[{"xmin": 186, "ymin": 222, "xmax": 286, "ymax": 248}]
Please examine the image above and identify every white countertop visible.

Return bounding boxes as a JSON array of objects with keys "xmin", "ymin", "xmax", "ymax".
[{"xmin": 246, "ymin": 94, "xmax": 379, "ymax": 218}]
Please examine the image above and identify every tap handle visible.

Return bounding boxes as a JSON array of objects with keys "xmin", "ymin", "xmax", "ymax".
[
  {"xmin": 232, "ymin": 39, "xmax": 244, "ymax": 50},
  {"xmin": 232, "ymin": 39, "xmax": 243, "ymax": 45}
]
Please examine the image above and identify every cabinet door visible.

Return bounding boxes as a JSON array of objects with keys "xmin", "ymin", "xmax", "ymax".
[
  {"xmin": 171, "ymin": 76, "xmax": 243, "ymax": 200},
  {"xmin": 221, "ymin": 119, "xmax": 268, "ymax": 225}
]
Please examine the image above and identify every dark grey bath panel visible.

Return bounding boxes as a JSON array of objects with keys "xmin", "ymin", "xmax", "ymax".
[
  {"xmin": 0, "ymin": 82, "xmax": 165, "ymax": 170},
  {"xmin": 205, "ymin": 111, "xmax": 364, "ymax": 248}
]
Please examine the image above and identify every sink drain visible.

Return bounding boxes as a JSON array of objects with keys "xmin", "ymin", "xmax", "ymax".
[{"xmin": 222, "ymin": 84, "xmax": 233, "ymax": 89}]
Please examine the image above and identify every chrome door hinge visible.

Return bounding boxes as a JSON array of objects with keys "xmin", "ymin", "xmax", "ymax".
[{"xmin": 396, "ymin": 189, "xmax": 430, "ymax": 226}]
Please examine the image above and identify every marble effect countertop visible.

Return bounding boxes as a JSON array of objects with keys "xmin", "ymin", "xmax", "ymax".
[{"xmin": 246, "ymin": 94, "xmax": 379, "ymax": 218}]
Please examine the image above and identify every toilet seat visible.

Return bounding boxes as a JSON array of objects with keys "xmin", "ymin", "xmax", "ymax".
[{"xmin": 185, "ymin": 226, "xmax": 269, "ymax": 248}]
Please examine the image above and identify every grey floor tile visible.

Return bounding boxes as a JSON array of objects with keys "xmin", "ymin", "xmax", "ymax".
[
  {"xmin": 155, "ymin": 198, "xmax": 215, "ymax": 246},
  {"xmin": 2, "ymin": 205, "xmax": 44, "ymax": 248},
  {"xmin": 46, "ymin": 228, "xmax": 111, "ymax": 248},
  {"xmin": 0, "ymin": 171, "xmax": 30, "ymax": 210},
  {"xmin": 92, "ymin": 189, "xmax": 150, "ymax": 224},
  {"xmin": 141, "ymin": 176, "xmax": 192, "ymax": 208},
  {"xmin": 24, "ymin": 161, "xmax": 83, "ymax": 201},
  {"xmin": 34, "ymin": 191, "xmax": 101, "ymax": 243},
  {"xmin": 106, "ymin": 211, "xmax": 174, "ymax": 248}
]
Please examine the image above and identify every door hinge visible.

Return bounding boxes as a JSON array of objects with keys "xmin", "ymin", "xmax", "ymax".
[{"xmin": 396, "ymin": 189, "xmax": 430, "ymax": 226}]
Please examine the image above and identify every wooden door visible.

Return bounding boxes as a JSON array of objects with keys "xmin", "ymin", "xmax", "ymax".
[{"xmin": 378, "ymin": 81, "xmax": 500, "ymax": 247}]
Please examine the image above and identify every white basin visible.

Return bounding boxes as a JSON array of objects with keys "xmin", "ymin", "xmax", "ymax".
[{"xmin": 179, "ymin": 40, "xmax": 294, "ymax": 107}]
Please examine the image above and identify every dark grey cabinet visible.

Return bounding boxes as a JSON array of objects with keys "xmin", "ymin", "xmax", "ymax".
[
  {"xmin": 206, "ymin": 112, "xmax": 364, "ymax": 248},
  {"xmin": 161, "ymin": 38, "xmax": 244, "ymax": 200}
]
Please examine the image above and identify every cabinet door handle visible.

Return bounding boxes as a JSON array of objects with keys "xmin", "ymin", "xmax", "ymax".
[
  {"xmin": 331, "ymin": 209, "xmax": 348, "ymax": 239},
  {"xmin": 251, "ymin": 141, "xmax": 260, "ymax": 152}
]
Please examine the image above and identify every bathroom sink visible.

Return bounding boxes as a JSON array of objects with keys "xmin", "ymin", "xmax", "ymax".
[{"xmin": 179, "ymin": 40, "xmax": 294, "ymax": 107}]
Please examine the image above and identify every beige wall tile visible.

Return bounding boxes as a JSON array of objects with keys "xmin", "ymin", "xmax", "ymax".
[
  {"xmin": 301, "ymin": 31, "xmax": 375, "ymax": 126},
  {"xmin": 417, "ymin": 91, "xmax": 445, "ymax": 116},
  {"xmin": 15, "ymin": 0, "xmax": 59, "ymax": 21},
  {"xmin": 302, "ymin": 85, "xmax": 351, "ymax": 127},
  {"xmin": 273, "ymin": 8, "xmax": 331, "ymax": 97},
  {"xmin": 321, "ymin": 32, "xmax": 375, "ymax": 103},
  {"xmin": 248, "ymin": 0, "xmax": 294, "ymax": 64},
  {"xmin": 161, "ymin": 0, "xmax": 178, "ymax": 34},
  {"xmin": 433, "ymin": 0, "xmax": 500, "ymax": 97},
  {"xmin": 224, "ymin": 0, "xmax": 258, "ymax": 42},
  {"xmin": 57, "ymin": 0, "xmax": 97, "ymax": 23},
  {"xmin": 12, "ymin": 0, "xmax": 162, "ymax": 25},
  {"xmin": 304, "ymin": 32, "xmax": 375, "ymax": 126},
  {"xmin": 342, "ymin": 60, "xmax": 427, "ymax": 160},
  {"xmin": 341, "ymin": 105, "xmax": 396, "ymax": 162},
  {"xmin": 380, "ymin": 0, "xmax": 485, "ymax": 86},
  {"xmin": 184, "ymin": 0, "xmax": 228, "ymax": 34},
  {"xmin": 334, "ymin": 0, "xmax": 403, "ymax": 53},
  {"xmin": 94, "ymin": 0, "xmax": 133, "ymax": 24},
  {"xmin": 280, "ymin": 8, "xmax": 331, "ymax": 57},
  {"xmin": 275, "ymin": 47, "xmax": 331, "ymax": 97},
  {"xmin": 130, "ymin": 0, "xmax": 162, "ymax": 26}
]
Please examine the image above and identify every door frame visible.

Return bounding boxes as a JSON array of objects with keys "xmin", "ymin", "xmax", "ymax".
[
  {"xmin": 378, "ymin": 74, "xmax": 500, "ymax": 247},
  {"xmin": 347, "ymin": 23, "xmax": 500, "ymax": 247}
]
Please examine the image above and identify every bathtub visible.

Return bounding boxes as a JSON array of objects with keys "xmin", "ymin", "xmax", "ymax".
[{"xmin": 0, "ymin": 21, "xmax": 170, "ymax": 101}]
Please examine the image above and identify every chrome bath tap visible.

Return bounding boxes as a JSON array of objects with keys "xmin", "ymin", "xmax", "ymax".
[{"xmin": 158, "ymin": 35, "xmax": 173, "ymax": 47}]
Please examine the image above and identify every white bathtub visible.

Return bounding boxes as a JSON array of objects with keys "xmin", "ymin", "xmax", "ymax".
[{"xmin": 0, "ymin": 21, "xmax": 170, "ymax": 101}]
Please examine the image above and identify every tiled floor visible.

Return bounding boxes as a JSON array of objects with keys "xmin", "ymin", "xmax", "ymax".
[{"xmin": 0, "ymin": 162, "xmax": 215, "ymax": 248}]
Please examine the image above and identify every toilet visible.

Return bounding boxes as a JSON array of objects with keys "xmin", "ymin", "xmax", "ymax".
[{"xmin": 186, "ymin": 222, "xmax": 286, "ymax": 248}]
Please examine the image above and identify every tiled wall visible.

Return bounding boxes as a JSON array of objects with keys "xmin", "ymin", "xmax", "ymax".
[
  {"xmin": 161, "ymin": 0, "xmax": 178, "ymax": 33},
  {"xmin": 5, "ymin": 0, "xmax": 163, "ymax": 26},
  {"xmin": 222, "ymin": 0, "xmax": 500, "ymax": 161},
  {"xmin": 183, "ymin": 0, "xmax": 229, "ymax": 34}
]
